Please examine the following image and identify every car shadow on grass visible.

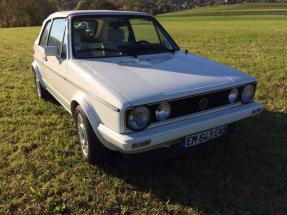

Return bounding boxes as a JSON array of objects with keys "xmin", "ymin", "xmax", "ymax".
[{"xmin": 97, "ymin": 110, "xmax": 287, "ymax": 214}]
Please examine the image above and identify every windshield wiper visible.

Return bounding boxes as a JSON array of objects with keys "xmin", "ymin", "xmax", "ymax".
[
  {"xmin": 80, "ymin": 48, "xmax": 141, "ymax": 58},
  {"xmin": 77, "ymin": 48, "xmax": 141, "ymax": 58},
  {"xmin": 120, "ymin": 45, "xmax": 176, "ymax": 57},
  {"xmin": 77, "ymin": 47, "xmax": 125, "ymax": 55},
  {"xmin": 77, "ymin": 47, "xmax": 139, "ymax": 58},
  {"xmin": 161, "ymin": 47, "xmax": 176, "ymax": 53}
]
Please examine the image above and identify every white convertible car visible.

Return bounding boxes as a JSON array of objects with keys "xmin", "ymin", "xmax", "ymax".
[{"xmin": 32, "ymin": 10, "xmax": 263, "ymax": 163}]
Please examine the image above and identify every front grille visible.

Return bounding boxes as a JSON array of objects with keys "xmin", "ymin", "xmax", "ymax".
[{"xmin": 147, "ymin": 85, "xmax": 246, "ymax": 123}]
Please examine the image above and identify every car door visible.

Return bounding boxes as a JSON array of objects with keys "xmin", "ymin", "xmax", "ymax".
[{"xmin": 43, "ymin": 18, "xmax": 69, "ymax": 108}]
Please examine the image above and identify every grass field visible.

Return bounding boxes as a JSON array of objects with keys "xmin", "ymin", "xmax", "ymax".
[
  {"xmin": 0, "ymin": 10, "xmax": 287, "ymax": 215},
  {"xmin": 160, "ymin": 3, "xmax": 287, "ymax": 16}
]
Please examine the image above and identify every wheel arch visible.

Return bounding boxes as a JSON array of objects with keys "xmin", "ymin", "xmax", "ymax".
[
  {"xmin": 70, "ymin": 93, "xmax": 100, "ymax": 126},
  {"xmin": 70, "ymin": 93, "xmax": 118, "ymax": 151},
  {"xmin": 32, "ymin": 61, "xmax": 45, "ymax": 86},
  {"xmin": 71, "ymin": 100, "xmax": 80, "ymax": 119}
]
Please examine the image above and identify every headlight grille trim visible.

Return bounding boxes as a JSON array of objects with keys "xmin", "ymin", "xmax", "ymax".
[{"xmin": 126, "ymin": 82, "xmax": 256, "ymax": 129}]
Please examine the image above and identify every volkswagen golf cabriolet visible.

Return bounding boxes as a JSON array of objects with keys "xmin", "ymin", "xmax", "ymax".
[{"xmin": 32, "ymin": 10, "xmax": 263, "ymax": 163}]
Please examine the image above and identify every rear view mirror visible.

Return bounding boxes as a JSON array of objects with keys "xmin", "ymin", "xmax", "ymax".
[{"xmin": 44, "ymin": 46, "xmax": 59, "ymax": 57}]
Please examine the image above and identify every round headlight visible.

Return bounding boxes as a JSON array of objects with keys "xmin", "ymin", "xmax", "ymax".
[
  {"xmin": 228, "ymin": 88, "xmax": 239, "ymax": 103},
  {"xmin": 127, "ymin": 106, "xmax": 150, "ymax": 131},
  {"xmin": 241, "ymin": 84, "xmax": 255, "ymax": 103},
  {"xmin": 155, "ymin": 103, "xmax": 171, "ymax": 121}
]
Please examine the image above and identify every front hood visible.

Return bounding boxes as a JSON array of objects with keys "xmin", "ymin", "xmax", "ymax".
[{"xmin": 80, "ymin": 52, "xmax": 255, "ymax": 106}]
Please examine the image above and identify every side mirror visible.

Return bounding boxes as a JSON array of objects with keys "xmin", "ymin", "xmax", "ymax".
[{"xmin": 44, "ymin": 46, "xmax": 59, "ymax": 57}]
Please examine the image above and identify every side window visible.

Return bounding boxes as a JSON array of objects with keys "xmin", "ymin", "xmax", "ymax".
[
  {"xmin": 130, "ymin": 19, "xmax": 160, "ymax": 44},
  {"xmin": 39, "ymin": 20, "xmax": 51, "ymax": 47},
  {"xmin": 48, "ymin": 19, "xmax": 66, "ymax": 58}
]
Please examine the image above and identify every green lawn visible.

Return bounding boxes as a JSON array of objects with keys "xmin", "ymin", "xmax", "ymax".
[
  {"xmin": 0, "ymin": 14, "xmax": 287, "ymax": 214},
  {"xmin": 160, "ymin": 3, "xmax": 287, "ymax": 16}
]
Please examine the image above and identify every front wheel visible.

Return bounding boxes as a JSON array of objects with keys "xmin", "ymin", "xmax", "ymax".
[{"xmin": 75, "ymin": 106, "xmax": 111, "ymax": 164}]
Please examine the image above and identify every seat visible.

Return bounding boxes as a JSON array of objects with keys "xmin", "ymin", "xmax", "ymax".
[
  {"xmin": 107, "ymin": 28, "xmax": 125, "ymax": 43},
  {"xmin": 73, "ymin": 26, "xmax": 103, "ymax": 55},
  {"xmin": 104, "ymin": 27, "xmax": 125, "ymax": 51}
]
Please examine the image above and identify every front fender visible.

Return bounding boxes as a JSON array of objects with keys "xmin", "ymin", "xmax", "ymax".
[{"xmin": 71, "ymin": 93, "xmax": 119, "ymax": 151}]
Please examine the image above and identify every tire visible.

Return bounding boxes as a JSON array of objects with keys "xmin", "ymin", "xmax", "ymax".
[
  {"xmin": 75, "ymin": 105, "xmax": 111, "ymax": 164},
  {"xmin": 33, "ymin": 70, "xmax": 50, "ymax": 101}
]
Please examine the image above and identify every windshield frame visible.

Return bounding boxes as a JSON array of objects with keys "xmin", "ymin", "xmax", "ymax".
[{"xmin": 70, "ymin": 14, "xmax": 180, "ymax": 59}]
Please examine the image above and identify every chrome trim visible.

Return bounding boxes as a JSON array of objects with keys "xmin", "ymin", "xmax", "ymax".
[
  {"xmin": 149, "ymin": 102, "xmax": 242, "ymax": 128},
  {"xmin": 124, "ymin": 102, "xmax": 242, "ymax": 133},
  {"xmin": 124, "ymin": 82, "xmax": 256, "ymax": 129},
  {"xmin": 129, "ymin": 82, "xmax": 256, "ymax": 109}
]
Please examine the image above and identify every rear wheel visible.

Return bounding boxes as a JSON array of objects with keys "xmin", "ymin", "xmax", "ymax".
[{"xmin": 75, "ymin": 105, "xmax": 111, "ymax": 164}]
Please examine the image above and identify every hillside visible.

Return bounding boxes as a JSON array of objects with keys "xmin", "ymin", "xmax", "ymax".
[
  {"xmin": 58, "ymin": 0, "xmax": 198, "ymax": 13},
  {"xmin": 159, "ymin": 3, "xmax": 287, "ymax": 16},
  {"xmin": 1, "ymin": 1, "xmax": 287, "ymax": 27},
  {"xmin": 58, "ymin": 1, "xmax": 287, "ymax": 14}
]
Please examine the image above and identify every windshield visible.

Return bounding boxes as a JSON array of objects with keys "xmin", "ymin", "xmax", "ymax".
[{"xmin": 72, "ymin": 15, "xmax": 179, "ymax": 58}]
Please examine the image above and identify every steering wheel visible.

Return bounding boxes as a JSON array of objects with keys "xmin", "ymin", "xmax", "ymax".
[{"xmin": 137, "ymin": 40, "xmax": 150, "ymax": 45}]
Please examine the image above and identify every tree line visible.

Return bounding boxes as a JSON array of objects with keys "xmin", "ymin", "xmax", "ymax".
[
  {"xmin": 0, "ymin": 0, "xmax": 119, "ymax": 27},
  {"xmin": 0, "ymin": 0, "xmax": 285, "ymax": 27},
  {"xmin": 0, "ymin": 0, "xmax": 58, "ymax": 27}
]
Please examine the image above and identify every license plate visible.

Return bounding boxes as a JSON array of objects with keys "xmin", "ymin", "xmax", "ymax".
[{"xmin": 183, "ymin": 125, "xmax": 227, "ymax": 148}]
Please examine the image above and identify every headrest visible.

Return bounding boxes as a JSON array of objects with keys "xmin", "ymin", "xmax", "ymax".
[
  {"xmin": 109, "ymin": 21, "xmax": 127, "ymax": 28},
  {"xmin": 107, "ymin": 28, "xmax": 124, "ymax": 42}
]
